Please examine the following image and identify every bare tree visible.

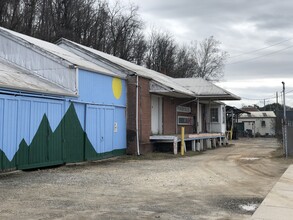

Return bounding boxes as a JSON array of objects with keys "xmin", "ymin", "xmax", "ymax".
[
  {"xmin": 171, "ymin": 45, "xmax": 195, "ymax": 78},
  {"xmin": 145, "ymin": 30, "xmax": 177, "ymax": 76},
  {"xmin": 0, "ymin": 0, "xmax": 227, "ymax": 78},
  {"xmin": 190, "ymin": 36, "xmax": 228, "ymax": 81},
  {"xmin": 107, "ymin": 2, "xmax": 146, "ymax": 62}
]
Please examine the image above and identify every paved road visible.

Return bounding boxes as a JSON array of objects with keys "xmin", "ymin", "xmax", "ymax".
[{"xmin": 0, "ymin": 138, "xmax": 291, "ymax": 220}]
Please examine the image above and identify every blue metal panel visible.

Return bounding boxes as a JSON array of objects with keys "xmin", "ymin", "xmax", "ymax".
[
  {"xmin": 73, "ymin": 103, "xmax": 85, "ymax": 130},
  {"xmin": 104, "ymin": 108, "xmax": 114, "ymax": 152},
  {"xmin": 86, "ymin": 105, "xmax": 116, "ymax": 154},
  {"xmin": 78, "ymin": 69, "xmax": 126, "ymax": 106},
  {"xmin": 3, "ymin": 99, "xmax": 18, "ymax": 161},
  {"xmin": 17, "ymin": 100, "xmax": 31, "ymax": 147},
  {"xmin": 0, "ymin": 98, "xmax": 4, "ymax": 152},
  {"xmin": 30, "ymin": 100, "xmax": 48, "ymax": 143},
  {"xmin": 47, "ymin": 102, "xmax": 63, "ymax": 131},
  {"xmin": 114, "ymin": 107, "xmax": 127, "ymax": 150},
  {"xmin": 0, "ymin": 94, "xmax": 65, "ymax": 162},
  {"xmin": 86, "ymin": 106, "xmax": 100, "ymax": 153}
]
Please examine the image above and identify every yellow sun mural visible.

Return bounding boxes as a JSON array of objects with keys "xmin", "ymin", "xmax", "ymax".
[{"xmin": 112, "ymin": 78, "xmax": 122, "ymax": 99}]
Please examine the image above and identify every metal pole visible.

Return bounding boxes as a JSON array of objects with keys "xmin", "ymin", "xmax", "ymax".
[
  {"xmin": 282, "ymin": 81, "xmax": 288, "ymax": 158},
  {"xmin": 136, "ymin": 75, "xmax": 140, "ymax": 156}
]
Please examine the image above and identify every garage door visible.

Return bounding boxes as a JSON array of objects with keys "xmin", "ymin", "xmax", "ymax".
[{"xmin": 85, "ymin": 105, "xmax": 114, "ymax": 159}]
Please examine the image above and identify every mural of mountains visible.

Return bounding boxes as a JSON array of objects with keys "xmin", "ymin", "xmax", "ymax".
[{"xmin": 0, "ymin": 104, "xmax": 125, "ymax": 171}]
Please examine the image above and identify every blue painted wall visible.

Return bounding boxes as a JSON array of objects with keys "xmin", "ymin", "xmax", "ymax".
[
  {"xmin": 78, "ymin": 69, "xmax": 126, "ymax": 106},
  {"xmin": 0, "ymin": 69, "xmax": 127, "ymax": 166},
  {"xmin": 76, "ymin": 69, "xmax": 127, "ymax": 151},
  {"xmin": 0, "ymin": 94, "xmax": 65, "ymax": 161}
]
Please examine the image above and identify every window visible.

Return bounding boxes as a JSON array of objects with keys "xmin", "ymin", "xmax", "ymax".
[
  {"xmin": 178, "ymin": 116, "xmax": 193, "ymax": 125},
  {"xmin": 210, "ymin": 108, "xmax": 219, "ymax": 122},
  {"xmin": 261, "ymin": 120, "xmax": 266, "ymax": 127}
]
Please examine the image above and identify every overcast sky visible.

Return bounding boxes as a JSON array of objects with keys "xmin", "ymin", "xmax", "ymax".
[{"xmin": 112, "ymin": 0, "xmax": 293, "ymax": 108}]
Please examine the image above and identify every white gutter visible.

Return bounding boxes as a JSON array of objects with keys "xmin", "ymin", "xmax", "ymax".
[{"xmin": 136, "ymin": 74, "xmax": 140, "ymax": 156}]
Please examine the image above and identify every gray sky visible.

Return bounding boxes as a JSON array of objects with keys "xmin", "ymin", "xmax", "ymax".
[{"xmin": 113, "ymin": 0, "xmax": 293, "ymax": 108}]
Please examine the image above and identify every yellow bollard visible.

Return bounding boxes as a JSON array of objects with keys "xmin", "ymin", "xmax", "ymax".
[
  {"xmin": 181, "ymin": 127, "xmax": 185, "ymax": 156},
  {"xmin": 230, "ymin": 129, "xmax": 233, "ymax": 140}
]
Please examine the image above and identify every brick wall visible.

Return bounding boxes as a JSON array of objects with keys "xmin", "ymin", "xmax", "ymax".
[
  {"xmin": 126, "ymin": 75, "xmax": 137, "ymax": 154},
  {"xmin": 163, "ymin": 97, "xmax": 176, "ymax": 134},
  {"xmin": 127, "ymin": 76, "xmax": 201, "ymax": 154},
  {"xmin": 126, "ymin": 76, "xmax": 152, "ymax": 154}
]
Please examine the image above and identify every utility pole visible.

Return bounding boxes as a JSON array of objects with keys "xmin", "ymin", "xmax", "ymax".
[
  {"xmin": 276, "ymin": 92, "xmax": 278, "ymax": 104},
  {"xmin": 282, "ymin": 82, "xmax": 288, "ymax": 158}
]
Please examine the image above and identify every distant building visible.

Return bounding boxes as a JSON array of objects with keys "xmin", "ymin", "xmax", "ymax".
[
  {"xmin": 238, "ymin": 111, "xmax": 276, "ymax": 136},
  {"xmin": 241, "ymin": 106, "xmax": 260, "ymax": 112}
]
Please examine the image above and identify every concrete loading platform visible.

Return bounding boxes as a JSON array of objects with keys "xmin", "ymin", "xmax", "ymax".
[
  {"xmin": 150, "ymin": 133, "xmax": 228, "ymax": 154},
  {"xmin": 251, "ymin": 164, "xmax": 293, "ymax": 220}
]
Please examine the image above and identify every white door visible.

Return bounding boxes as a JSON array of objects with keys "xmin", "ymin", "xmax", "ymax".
[{"xmin": 151, "ymin": 95, "xmax": 162, "ymax": 134}]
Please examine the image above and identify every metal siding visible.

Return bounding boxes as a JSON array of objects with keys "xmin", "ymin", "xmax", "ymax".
[
  {"xmin": 0, "ymin": 66, "xmax": 127, "ymax": 170},
  {"xmin": 47, "ymin": 102, "xmax": 63, "ymax": 131},
  {"xmin": 114, "ymin": 107, "xmax": 127, "ymax": 150},
  {"xmin": 0, "ymin": 98, "xmax": 4, "ymax": 152},
  {"xmin": 73, "ymin": 103, "xmax": 85, "ymax": 130},
  {"xmin": 86, "ymin": 105, "xmax": 116, "ymax": 154},
  {"xmin": 3, "ymin": 99, "xmax": 18, "ymax": 161},
  {"xmin": 0, "ymin": 94, "xmax": 66, "ymax": 169},
  {"xmin": 0, "ymin": 34, "xmax": 76, "ymax": 93},
  {"xmin": 18, "ymin": 100, "xmax": 31, "ymax": 147},
  {"xmin": 30, "ymin": 100, "xmax": 47, "ymax": 143},
  {"xmin": 105, "ymin": 108, "xmax": 114, "ymax": 152},
  {"xmin": 86, "ymin": 106, "xmax": 100, "ymax": 153}
]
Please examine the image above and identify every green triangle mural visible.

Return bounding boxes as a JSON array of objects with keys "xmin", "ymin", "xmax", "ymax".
[{"xmin": 0, "ymin": 103, "xmax": 125, "ymax": 171}]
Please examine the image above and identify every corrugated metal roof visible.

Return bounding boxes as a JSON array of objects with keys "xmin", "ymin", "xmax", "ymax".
[
  {"xmin": 57, "ymin": 39, "xmax": 195, "ymax": 98},
  {"xmin": 240, "ymin": 111, "xmax": 276, "ymax": 118},
  {"xmin": 0, "ymin": 27, "xmax": 121, "ymax": 78},
  {"xmin": 0, "ymin": 60, "xmax": 75, "ymax": 96},
  {"xmin": 174, "ymin": 78, "xmax": 241, "ymax": 100}
]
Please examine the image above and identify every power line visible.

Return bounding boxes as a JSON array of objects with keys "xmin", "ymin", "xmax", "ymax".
[
  {"xmin": 240, "ymin": 91, "xmax": 284, "ymax": 102},
  {"xmin": 229, "ymin": 38, "xmax": 293, "ymax": 59},
  {"xmin": 240, "ymin": 96, "xmax": 278, "ymax": 101},
  {"xmin": 226, "ymin": 44, "xmax": 293, "ymax": 65}
]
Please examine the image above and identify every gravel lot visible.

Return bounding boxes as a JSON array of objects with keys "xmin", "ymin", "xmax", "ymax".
[{"xmin": 0, "ymin": 138, "xmax": 291, "ymax": 220}]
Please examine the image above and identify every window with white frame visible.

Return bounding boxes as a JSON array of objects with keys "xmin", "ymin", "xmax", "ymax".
[{"xmin": 210, "ymin": 107, "xmax": 219, "ymax": 122}]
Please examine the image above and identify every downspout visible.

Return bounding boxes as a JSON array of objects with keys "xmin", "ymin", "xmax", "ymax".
[
  {"xmin": 136, "ymin": 74, "xmax": 140, "ymax": 156},
  {"xmin": 197, "ymin": 98, "xmax": 200, "ymax": 134},
  {"xmin": 209, "ymin": 99, "xmax": 211, "ymax": 133},
  {"xmin": 176, "ymin": 108, "xmax": 178, "ymax": 134}
]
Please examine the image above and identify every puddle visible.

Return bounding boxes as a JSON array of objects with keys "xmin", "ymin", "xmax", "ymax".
[
  {"xmin": 240, "ymin": 157, "xmax": 260, "ymax": 161},
  {"xmin": 239, "ymin": 203, "xmax": 258, "ymax": 212},
  {"xmin": 214, "ymin": 197, "xmax": 263, "ymax": 214}
]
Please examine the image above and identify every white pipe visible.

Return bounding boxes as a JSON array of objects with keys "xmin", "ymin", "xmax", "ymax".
[
  {"xmin": 197, "ymin": 98, "xmax": 200, "ymax": 133},
  {"xmin": 136, "ymin": 75, "xmax": 140, "ymax": 156}
]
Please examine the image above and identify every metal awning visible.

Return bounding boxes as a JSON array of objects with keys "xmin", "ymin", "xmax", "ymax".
[
  {"xmin": 149, "ymin": 80, "xmax": 194, "ymax": 98},
  {"xmin": 173, "ymin": 78, "xmax": 241, "ymax": 101},
  {"xmin": 0, "ymin": 61, "xmax": 76, "ymax": 97}
]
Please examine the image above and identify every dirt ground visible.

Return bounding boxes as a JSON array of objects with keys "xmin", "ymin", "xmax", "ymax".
[{"xmin": 0, "ymin": 138, "xmax": 292, "ymax": 220}]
